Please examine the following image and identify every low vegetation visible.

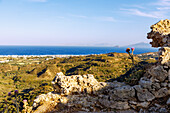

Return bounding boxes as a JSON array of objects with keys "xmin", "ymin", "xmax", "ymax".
[{"xmin": 0, "ymin": 52, "xmax": 158, "ymax": 112}]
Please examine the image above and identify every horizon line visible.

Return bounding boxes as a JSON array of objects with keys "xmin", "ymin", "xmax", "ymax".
[{"xmin": 0, "ymin": 42, "xmax": 150, "ymax": 47}]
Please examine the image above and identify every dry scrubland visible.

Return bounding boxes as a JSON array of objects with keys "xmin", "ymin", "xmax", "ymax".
[
  {"xmin": 0, "ymin": 19, "xmax": 170, "ymax": 113},
  {"xmin": 0, "ymin": 52, "xmax": 158, "ymax": 112}
]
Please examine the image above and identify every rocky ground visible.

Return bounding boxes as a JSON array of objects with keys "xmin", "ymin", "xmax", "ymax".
[{"xmin": 31, "ymin": 66, "xmax": 170, "ymax": 113}]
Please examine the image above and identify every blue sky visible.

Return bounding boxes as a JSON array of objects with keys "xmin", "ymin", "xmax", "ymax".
[{"xmin": 0, "ymin": 0, "xmax": 170, "ymax": 46}]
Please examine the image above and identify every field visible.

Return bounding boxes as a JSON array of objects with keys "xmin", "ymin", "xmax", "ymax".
[{"xmin": 0, "ymin": 52, "xmax": 158, "ymax": 112}]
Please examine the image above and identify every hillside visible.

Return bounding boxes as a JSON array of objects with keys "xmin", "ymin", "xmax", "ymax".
[{"xmin": 0, "ymin": 52, "xmax": 159, "ymax": 112}]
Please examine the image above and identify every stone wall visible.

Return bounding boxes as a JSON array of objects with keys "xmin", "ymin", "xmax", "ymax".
[
  {"xmin": 32, "ymin": 69, "xmax": 169, "ymax": 113},
  {"xmin": 30, "ymin": 20, "xmax": 170, "ymax": 113}
]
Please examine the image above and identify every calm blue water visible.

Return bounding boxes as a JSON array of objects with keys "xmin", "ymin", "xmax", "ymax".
[{"xmin": 0, "ymin": 46, "xmax": 158, "ymax": 55}]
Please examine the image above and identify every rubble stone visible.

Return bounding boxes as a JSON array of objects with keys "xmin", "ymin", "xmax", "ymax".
[
  {"xmin": 110, "ymin": 102, "xmax": 130, "ymax": 110},
  {"xmin": 112, "ymin": 85, "xmax": 135, "ymax": 100},
  {"xmin": 136, "ymin": 102, "xmax": 150, "ymax": 108},
  {"xmin": 149, "ymin": 65, "xmax": 168, "ymax": 82},
  {"xmin": 159, "ymin": 47, "xmax": 170, "ymax": 65},
  {"xmin": 139, "ymin": 77, "xmax": 152, "ymax": 89},
  {"xmin": 167, "ymin": 98, "xmax": 170, "ymax": 105},
  {"xmin": 155, "ymin": 87, "xmax": 169, "ymax": 98},
  {"xmin": 134, "ymin": 85, "xmax": 155, "ymax": 102}
]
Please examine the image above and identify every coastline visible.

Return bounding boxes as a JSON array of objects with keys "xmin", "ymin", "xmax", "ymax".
[
  {"xmin": 0, "ymin": 54, "xmax": 90, "ymax": 58},
  {"xmin": 0, "ymin": 51, "xmax": 158, "ymax": 58}
]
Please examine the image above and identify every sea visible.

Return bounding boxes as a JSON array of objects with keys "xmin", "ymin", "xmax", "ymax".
[{"xmin": 0, "ymin": 46, "xmax": 158, "ymax": 55}]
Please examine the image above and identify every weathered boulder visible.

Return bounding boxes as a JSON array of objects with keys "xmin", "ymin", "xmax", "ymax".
[
  {"xmin": 136, "ymin": 102, "xmax": 150, "ymax": 108},
  {"xmin": 129, "ymin": 101, "xmax": 150, "ymax": 108},
  {"xmin": 112, "ymin": 85, "xmax": 135, "ymax": 101},
  {"xmin": 151, "ymin": 82, "xmax": 161, "ymax": 90},
  {"xmin": 155, "ymin": 87, "xmax": 169, "ymax": 98},
  {"xmin": 98, "ymin": 99, "xmax": 130, "ymax": 110},
  {"xmin": 139, "ymin": 77, "xmax": 152, "ymax": 90},
  {"xmin": 134, "ymin": 85, "xmax": 155, "ymax": 102},
  {"xmin": 110, "ymin": 102, "xmax": 130, "ymax": 110},
  {"xmin": 159, "ymin": 47, "xmax": 170, "ymax": 65},
  {"xmin": 51, "ymin": 72, "xmax": 104, "ymax": 95},
  {"xmin": 32, "ymin": 92, "xmax": 68, "ymax": 113},
  {"xmin": 148, "ymin": 65, "xmax": 168, "ymax": 82}
]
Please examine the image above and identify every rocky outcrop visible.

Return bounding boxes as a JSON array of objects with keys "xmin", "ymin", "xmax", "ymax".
[
  {"xmin": 147, "ymin": 19, "xmax": 170, "ymax": 66},
  {"xmin": 159, "ymin": 47, "xmax": 170, "ymax": 65},
  {"xmin": 32, "ymin": 69, "xmax": 169, "ymax": 113},
  {"xmin": 31, "ymin": 19, "xmax": 170, "ymax": 113},
  {"xmin": 51, "ymin": 72, "xmax": 104, "ymax": 95},
  {"xmin": 147, "ymin": 19, "xmax": 170, "ymax": 47}
]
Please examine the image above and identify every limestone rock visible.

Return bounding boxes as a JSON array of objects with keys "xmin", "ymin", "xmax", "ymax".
[
  {"xmin": 159, "ymin": 47, "xmax": 170, "ymax": 65},
  {"xmin": 34, "ymin": 102, "xmax": 56, "ymax": 113},
  {"xmin": 159, "ymin": 108, "xmax": 168, "ymax": 113},
  {"xmin": 167, "ymin": 98, "xmax": 170, "ymax": 105},
  {"xmin": 136, "ymin": 102, "xmax": 150, "ymax": 108},
  {"xmin": 148, "ymin": 106, "xmax": 158, "ymax": 112},
  {"xmin": 139, "ymin": 108, "xmax": 148, "ymax": 113},
  {"xmin": 168, "ymin": 70, "xmax": 170, "ymax": 82},
  {"xmin": 168, "ymin": 83, "xmax": 170, "ymax": 88},
  {"xmin": 51, "ymin": 72, "xmax": 103, "ymax": 95},
  {"xmin": 110, "ymin": 102, "xmax": 130, "ymax": 110},
  {"xmin": 109, "ymin": 81, "xmax": 126, "ymax": 88},
  {"xmin": 139, "ymin": 77, "xmax": 152, "ymax": 90},
  {"xmin": 33, "ymin": 92, "xmax": 64, "ymax": 111},
  {"xmin": 129, "ymin": 101, "xmax": 150, "ymax": 108},
  {"xmin": 149, "ymin": 65, "xmax": 168, "ymax": 82},
  {"xmin": 147, "ymin": 19, "xmax": 170, "ymax": 47},
  {"xmin": 160, "ymin": 82, "xmax": 167, "ymax": 87},
  {"xmin": 152, "ymin": 83, "xmax": 161, "ymax": 90},
  {"xmin": 98, "ymin": 98, "xmax": 114, "ymax": 108},
  {"xmin": 112, "ymin": 85, "xmax": 135, "ymax": 100},
  {"xmin": 155, "ymin": 87, "xmax": 169, "ymax": 98},
  {"xmin": 148, "ymin": 106, "xmax": 168, "ymax": 113},
  {"xmin": 134, "ymin": 85, "xmax": 155, "ymax": 102}
]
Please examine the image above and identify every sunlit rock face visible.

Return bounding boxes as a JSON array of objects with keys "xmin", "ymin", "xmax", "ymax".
[
  {"xmin": 147, "ymin": 19, "xmax": 170, "ymax": 47},
  {"xmin": 159, "ymin": 47, "xmax": 170, "ymax": 65},
  {"xmin": 51, "ymin": 72, "xmax": 105, "ymax": 95},
  {"xmin": 30, "ymin": 20, "xmax": 170, "ymax": 113},
  {"xmin": 147, "ymin": 19, "xmax": 170, "ymax": 66}
]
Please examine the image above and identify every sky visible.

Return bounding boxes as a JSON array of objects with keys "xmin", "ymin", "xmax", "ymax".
[{"xmin": 0, "ymin": 0, "xmax": 170, "ymax": 46}]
